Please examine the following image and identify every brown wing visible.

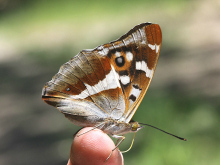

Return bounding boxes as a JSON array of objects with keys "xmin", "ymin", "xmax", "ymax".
[
  {"xmin": 42, "ymin": 49, "xmax": 126, "ymax": 124},
  {"xmin": 42, "ymin": 22, "xmax": 162, "ymax": 125},
  {"xmin": 100, "ymin": 23, "xmax": 162, "ymax": 122}
]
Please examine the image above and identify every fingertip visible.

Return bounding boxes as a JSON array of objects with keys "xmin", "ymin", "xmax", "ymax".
[
  {"xmin": 69, "ymin": 127, "xmax": 123, "ymax": 165},
  {"xmin": 67, "ymin": 159, "xmax": 72, "ymax": 165}
]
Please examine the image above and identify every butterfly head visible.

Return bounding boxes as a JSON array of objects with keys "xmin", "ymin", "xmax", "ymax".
[{"xmin": 129, "ymin": 121, "xmax": 144, "ymax": 132}]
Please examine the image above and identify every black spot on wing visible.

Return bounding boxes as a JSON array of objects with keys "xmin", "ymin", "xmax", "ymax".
[
  {"xmin": 133, "ymin": 84, "xmax": 141, "ymax": 90},
  {"xmin": 115, "ymin": 56, "xmax": 125, "ymax": 67},
  {"xmin": 119, "ymin": 70, "xmax": 129, "ymax": 76},
  {"xmin": 129, "ymin": 94, "xmax": 136, "ymax": 102},
  {"xmin": 121, "ymin": 45, "xmax": 133, "ymax": 53},
  {"xmin": 66, "ymin": 87, "xmax": 71, "ymax": 91}
]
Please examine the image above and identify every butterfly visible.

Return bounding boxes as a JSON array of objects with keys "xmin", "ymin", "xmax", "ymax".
[{"xmin": 42, "ymin": 22, "xmax": 162, "ymax": 160}]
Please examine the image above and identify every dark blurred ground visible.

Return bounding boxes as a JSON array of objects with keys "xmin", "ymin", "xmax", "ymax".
[{"xmin": 0, "ymin": 0, "xmax": 220, "ymax": 165}]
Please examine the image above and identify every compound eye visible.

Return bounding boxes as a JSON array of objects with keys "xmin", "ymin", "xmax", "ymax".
[{"xmin": 132, "ymin": 122, "xmax": 138, "ymax": 131}]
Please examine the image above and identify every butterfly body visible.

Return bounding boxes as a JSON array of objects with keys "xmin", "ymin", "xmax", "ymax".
[{"xmin": 42, "ymin": 22, "xmax": 162, "ymax": 137}]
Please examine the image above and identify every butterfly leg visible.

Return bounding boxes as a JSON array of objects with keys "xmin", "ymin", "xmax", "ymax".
[
  {"xmin": 76, "ymin": 122, "xmax": 105, "ymax": 137},
  {"xmin": 105, "ymin": 135, "xmax": 125, "ymax": 162}
]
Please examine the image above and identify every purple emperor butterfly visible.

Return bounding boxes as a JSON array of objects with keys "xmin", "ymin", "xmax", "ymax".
[{"xmin": 42, "ymin": 22, "xmax": 162, "ymax": 160}]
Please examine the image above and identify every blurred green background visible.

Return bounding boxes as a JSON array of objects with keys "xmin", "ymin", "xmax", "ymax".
[{"xmin": 0, "ymin": 0, "xmax": 220, "ymax": 165}]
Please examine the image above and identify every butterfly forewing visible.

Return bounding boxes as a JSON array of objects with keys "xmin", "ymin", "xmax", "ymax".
[
  {"xmin": 124, "ymin": 23, "xmax": 162, "ymax": 122},
  {"xmin": 100, "ymin": 23, "xmax": 162, "ymax": 122}
]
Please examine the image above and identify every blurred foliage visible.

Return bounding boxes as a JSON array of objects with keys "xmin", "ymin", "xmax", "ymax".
[{"xmin": 0, "ymin": 0, "xmax": 220, "ymax": 165}]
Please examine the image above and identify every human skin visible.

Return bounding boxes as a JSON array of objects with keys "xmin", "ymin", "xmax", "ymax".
[{"xmin": 67, "ymin": 127, "xmax": 124, "ymax": 165}]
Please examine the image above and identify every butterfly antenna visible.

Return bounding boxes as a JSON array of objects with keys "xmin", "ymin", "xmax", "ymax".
[{"xmin": 139, "ymin": 123, "xmax": 187, "ymax": 141}]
